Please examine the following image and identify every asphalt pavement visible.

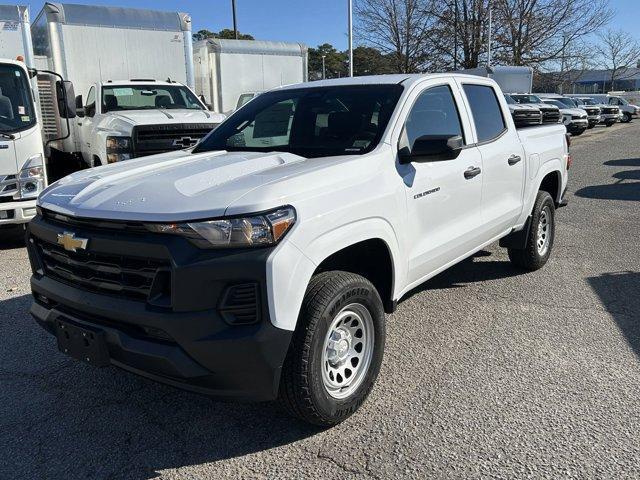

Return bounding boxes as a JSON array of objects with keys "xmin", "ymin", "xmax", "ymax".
[{"xmin": 1, "ymin": 121, "xmax": 639, "ymax": 479}]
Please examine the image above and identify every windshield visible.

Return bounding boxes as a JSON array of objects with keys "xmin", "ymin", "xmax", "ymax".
[
  {"xmin": 0, "ymin": 63, "xmax": 36, "ymax": 133},
  {"xmin": 579, "ymin": 98, "xmax": 597, "ymax": 106},
  {"xmin": 194, "ymin": 85, "xmax": 404, "ymax": 158},
  {"xmin": 511, "ymin": 94, "xmax": 541, "ymax": 104},
  {"xmin": 101, "ymin": 85, "xmax": 204, "ymax": 113},
  {"xmin": 504, "ymin": 95, "xmax": 516, "ymax": 104},
  {"xmin": 544, "ymin": 100, "xmax": 566, "ymax": 109},
  {"xmin": 558, "ymin": 97, "xmax": 578, "ymax": 108}
]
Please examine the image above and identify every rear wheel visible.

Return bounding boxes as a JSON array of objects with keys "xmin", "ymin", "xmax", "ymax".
[
  {"xmin": 278, "ymin": 271, "xmax": 386, "ymax": 426},
  {"xmin": 508, "ymin": 191, "xmax": 556, "ymax": 271}
]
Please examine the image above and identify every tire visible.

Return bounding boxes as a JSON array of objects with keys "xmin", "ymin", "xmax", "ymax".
[
  {"xmin": 508, "ymin": 191, "xmax": 555, "ymax": 271},
  {"xmin": 622, "ymin": 112, "xmax": 632, "ymax": 123},
  {"xmin": 572, "ymin": 129, "xmax": 586, "ymax": 136},
  {"xmin": 587, "ymin": 124, "xmax": 595, "ymax": 129},
  {"xmin": 606, "ymin": 122, "xmax": 614, "ymax": 128},
  {"xmin": 278, "ymin": 271, "xmax": 386, "ymax": 426}
]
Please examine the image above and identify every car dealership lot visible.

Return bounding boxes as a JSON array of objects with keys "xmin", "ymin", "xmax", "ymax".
[{"xmin": 1, "ymin": 121, "xmax": 639, "ymax": 479}]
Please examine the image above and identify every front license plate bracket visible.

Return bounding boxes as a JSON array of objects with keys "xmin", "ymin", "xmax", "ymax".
[{"xmin": 55, "ymin": 319, "xmax": 110, "ymax": 367}]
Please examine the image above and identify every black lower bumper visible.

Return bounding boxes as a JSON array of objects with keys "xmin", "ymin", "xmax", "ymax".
[{"xmin": 26, "ymin": 214, "xmax": 293, "ymax": 401}]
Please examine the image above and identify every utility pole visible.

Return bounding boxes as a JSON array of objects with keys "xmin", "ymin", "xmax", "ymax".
[
  {"xmin": 232, "ymin": 0, "xmax": 238, "ymax": 39},
  {"xmin": 322, "ymin": 55, "xmax": 326, "ymax": 79},
  {"xmin": 487, "ymin": 1, "xmax": 492, "ymax": 67},
  {"xmin": 348, "ymin": 0, "xmax": 353, "ymax": 77},
  {"xmin": 559, "ymin": 34, "xmax": 567, "ymax": 94},
  {"xmin": 453, "ymin": 0, "xmax": 458, "ymax": 70}
]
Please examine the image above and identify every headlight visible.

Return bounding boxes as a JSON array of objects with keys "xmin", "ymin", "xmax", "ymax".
[
  {"xmin": 146, "ymin": 206, "xmax": 296, "ymax": 248},
  {"xmin": 106, "ymin": 136, "xmax": 132, "ymax": 163},
  {"xmin": 106, "ymin": 136, "xmax": 131, "ymax": 151},
  {"xmin": 18, "ymin": 153, "xmax": 45, "ymax": 199}
]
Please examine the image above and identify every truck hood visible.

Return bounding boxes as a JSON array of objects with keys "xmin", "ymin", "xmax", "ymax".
[
  {"xmin": 559, "ymin": 108, "xmax": 587, "ymax": 116},
  {"xmin": 38, "ymin": 149, "xmax": 314, "ymax": 222},
  {"xmin": 107, "ymin": 109, "xmax": 226, "ymax": 128}
]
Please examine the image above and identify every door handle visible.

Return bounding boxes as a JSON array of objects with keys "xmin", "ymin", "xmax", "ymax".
[
  {"xmin": 508, "ymin": 155, "xmax": 522, "ymax": 166},
  {"xmin": 464, "ymin": 166, "xmax": 481, "ymax": 179}
]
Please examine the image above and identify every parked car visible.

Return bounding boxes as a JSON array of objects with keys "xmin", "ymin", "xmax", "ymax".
[
  {"xmin": 508, "ymin": 94, "xmax": 562, "ymax": 124},
  {"xmin": 537, "ymin": 98, "xmax": 588, "ymax": 135},
  {"xmin": 589, "ymin": 94, "xmax": 639, "ymax": 123},
  {"xmin": 504, "ymin": 94, "xmax": 543, "ymax": 127},
  {"xmin": 27, "ymin": 74, "xmax": 569, "ymax": 426},
  {"xmin": 75, "ymin": 80, "xmax": 225, "ymax": 166},
  {"xmin": 571, "ymin": 97, "xmax": 601, "ymax": 129}
]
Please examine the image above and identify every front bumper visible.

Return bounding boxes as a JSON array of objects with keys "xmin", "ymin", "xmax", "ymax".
[
  {"xmin": 26, "ymin": 214, "xmax": 292, "ymax": 401},
  {"xmin": 599, "ymin": 113, "xmax": 619, "ymax": 124},
  {"xmin": 0, "ymin": 198, "xmax": 37, "ymax": 225},
  {"xmin": 566, "ymin": 120, "xmax": 588, "ymax": 132}
]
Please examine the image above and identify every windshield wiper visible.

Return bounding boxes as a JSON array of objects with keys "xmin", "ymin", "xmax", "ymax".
[{"xmin": 0, "ymin": 132, "xmax": 15, "ymax": 140}]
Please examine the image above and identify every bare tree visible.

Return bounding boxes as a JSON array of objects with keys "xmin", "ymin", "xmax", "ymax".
[
  {"xmin": 493, "ymin": 0, "xmax": 612, "ymax": 67},
  {"xmin": 429, "ymin": 0, "xmax": 491, "ymax": 70},
  {"xmin": 594, "ymin": 29, "xmax": 640, "ymax": 91},
  {"xmin": 354, "ymin": 0, "xmax": 436, "ymax": 73}
]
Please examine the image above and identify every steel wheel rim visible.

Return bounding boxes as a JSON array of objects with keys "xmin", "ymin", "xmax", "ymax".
[
  {"xmin": 321, "ymin": 303, "xmax": 374, "ymax": 399},
  {"xmin": 536, "ymin": 207, "xmax": 551, "ymax": 256}
]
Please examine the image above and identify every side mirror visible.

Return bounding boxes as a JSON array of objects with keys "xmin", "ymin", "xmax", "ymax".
[
  {"xmin": 75, "ymin": 95, "xmax": 85, "ymax": 117},
  {"xmin": 55, "ymin": 80, "xmax": 76, "ymax": 119},
  {"xmin": 399, "ymin": 135, "xmax": 464, "ymax": 164}
]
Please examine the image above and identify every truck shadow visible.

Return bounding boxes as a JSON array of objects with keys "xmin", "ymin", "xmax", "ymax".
[
  {"xmin": 587, "ymin": 272, "xmax": 640, "ymax": 359},
  {"xmin": 0, "ymin": 226, "xmax": 26, "ymax": 250},
  {"xmin": 401, "ymin": 250, "xmax": 524, "ymax": 302},
  {"xmin": 0, "ymin": 294, "xmax": 318, "ymax": 480}
]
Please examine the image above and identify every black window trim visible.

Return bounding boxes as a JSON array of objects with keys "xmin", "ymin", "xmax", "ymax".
[
  {"xmin": 400, "ymin": 82, "xmax": 468, "ymax": 151},
  {"xmin": 460, "ymin": 82, "xmax": 508, "ymax": 146}
]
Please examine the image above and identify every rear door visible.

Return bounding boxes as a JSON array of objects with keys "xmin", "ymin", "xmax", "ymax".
[
  {"xmin": 398, "ymin": 80, "xmax": 484, "ymax": 286},
  {"xmin": 458, "ymin": 81, "xmax": 525, "ymax": 237}
]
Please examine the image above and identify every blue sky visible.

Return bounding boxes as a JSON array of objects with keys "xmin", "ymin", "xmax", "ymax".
[{"xmin": 27, "ymin": 0, "xmax": 639, "ymax": 50}]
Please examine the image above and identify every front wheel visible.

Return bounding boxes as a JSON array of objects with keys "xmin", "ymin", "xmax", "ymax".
[
  {"xmin": 278, "ymin": 271, "xmax": 386, "ymax": 426},
  {"xmin": 622, "ymin": 112, "xmax": 632, "ymax": 123},
  {"xmin": 508, "ymin": 191, "xmax": 556, "ymax": 271}
]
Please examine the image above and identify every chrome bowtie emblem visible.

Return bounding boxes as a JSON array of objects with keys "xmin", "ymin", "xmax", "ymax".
[
  {"xmin": 172, "ymin": 136, "xmax": 197, "ymax": 148},
  {"xmin": 57, "ymin": 232, "xmax": 88, "ymax": 252}
]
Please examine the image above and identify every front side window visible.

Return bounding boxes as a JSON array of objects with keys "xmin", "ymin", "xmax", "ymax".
[
  {"xmin": 463, "ymin": 84, "xmax": 506, "ymax": 142},
  {"xmin": 101, "ymin": 85, "xmax": 205, "ymax": 113},
  {"xmin": 195, "ymin": 84, "xmax": 404, "ymax": 158},
  {"xmin": 0, "ymin": 64, "xmax": 36, "ymax": 133},
  {"xmin": 404, "ymin": 85, "xmax": 464, "ymax": 149}
]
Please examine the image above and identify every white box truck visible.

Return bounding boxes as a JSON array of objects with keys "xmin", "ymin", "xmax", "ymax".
[
  {"xmin": 459, "ymin": 66, "xmax": 534, "ymax": 94},
  {"xmin": 194, "ymin": 39, "xmax": 308, "ymax": 113},
  {"xmin": 30, "ymin": 3, "xmax": 224, "ymax": 171}
]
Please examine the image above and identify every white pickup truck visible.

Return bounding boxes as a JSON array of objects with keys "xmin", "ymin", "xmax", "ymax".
[
  {"xmin": 75, "ymin": 80, "xmax": 225, "ymax": 166},
  {"xmin": 27, "ymin": 74, "xmax": 569, "ymax": 426}
]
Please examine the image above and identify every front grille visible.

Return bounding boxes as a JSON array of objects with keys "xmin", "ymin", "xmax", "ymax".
[
  {"xmin": 34, "ymin": 237, "xmax": 170, "ymax": 301},
  {"xmin": 571, "ymin": 115, "xmax": 587, "ymax": 120},
  {"xmin": 512, "ymin": 110, "xmax": 542, "ymax": 127},
  {"xmin": 41, "ymin": 208, "xmax": 147, "ymax": 233},
  {"xmin": 540, "ymin": 109, "xmax": 561, "ymax": 124},
  {"xmin": 132, "ymin": 123, "xmax": 218, "ymax": 158},
  {"xmin": 602, "ymin": 107, "xmax": 618, "ymax": 114}
]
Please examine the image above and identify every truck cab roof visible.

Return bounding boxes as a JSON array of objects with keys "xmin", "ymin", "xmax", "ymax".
[
  {"xmin": 274, "ymin": 73, "xmax": 499, "ymax": 91},
  {"xmin": 99, "ymin": 80, "xmax": 184, "ymax": 87}
]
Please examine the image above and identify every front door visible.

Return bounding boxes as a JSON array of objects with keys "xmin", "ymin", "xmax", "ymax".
[
  {"xmin": 77, "ymin": 86, "xmax": 96, "ymax": 165},
  {"xmin": 399, "ymin": 82, "xmax": 484, "ymax": 287}
]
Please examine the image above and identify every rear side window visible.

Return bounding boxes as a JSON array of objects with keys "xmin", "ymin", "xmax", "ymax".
[
  {"xmin": 405, "ymin": 85, "xmax": 464, "ymax": 148},
  {"xmin": 463, "ymin": 84, "xmax": 506, "ymax": 142}
]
